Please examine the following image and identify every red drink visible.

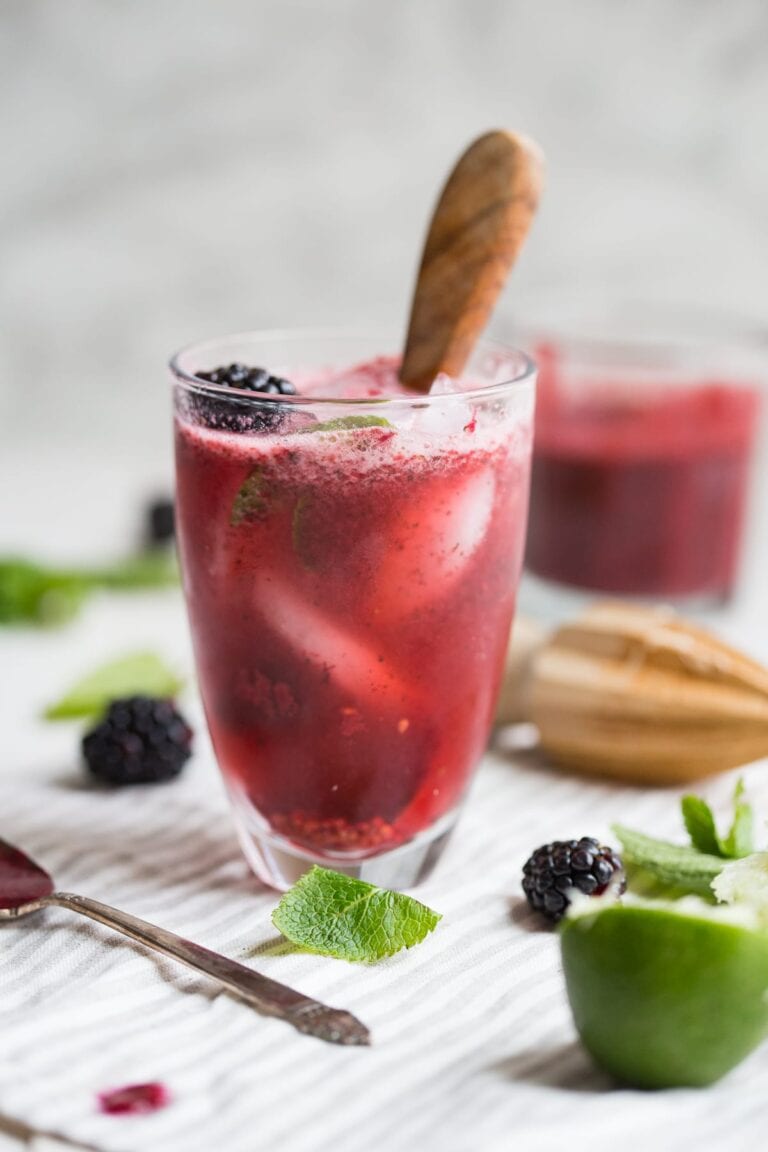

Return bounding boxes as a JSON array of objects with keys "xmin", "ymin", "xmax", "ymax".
[
  {"xmin": 526, "ymin": 342, "xmax": 760, "ymax": 599},
  {"xmin": 172, "ymin": 334, "xmax": 534, "ymax": 888}
]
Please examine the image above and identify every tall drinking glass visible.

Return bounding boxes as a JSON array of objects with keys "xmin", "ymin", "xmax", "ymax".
[{"xmin": 171, "ymin": 332, "xmax": 535, "ymax": 890}]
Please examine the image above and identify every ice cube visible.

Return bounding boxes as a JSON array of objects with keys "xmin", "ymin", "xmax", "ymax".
[
  {"xmin": 254, "ymin": 575, "xmax": 414, "ymax": 712},
  {"xmin": 428, "ymin": 372, "xmax": 457, "ymax": 396},
  {"xmin": 373, "ymin": 466, "xmax": 496, "ymax": 611},
  {"xmin": 409, "ymin": 374, "xmax": 476, "ymax": 439}
]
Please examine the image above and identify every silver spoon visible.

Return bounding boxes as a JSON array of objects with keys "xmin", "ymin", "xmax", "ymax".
[{"xmin": 0, "ymin": 837, "xmax": 370, "ymax": 1046}]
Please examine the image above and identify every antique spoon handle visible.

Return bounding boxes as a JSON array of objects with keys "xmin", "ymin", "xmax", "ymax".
[{"xmin": 43, "ymin": 891, "xmax": 369, "ymax": 1046}]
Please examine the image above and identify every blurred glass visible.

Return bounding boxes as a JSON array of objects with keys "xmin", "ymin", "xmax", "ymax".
[{"xmin": 511, "ymin": 309, "xmax": 767, "ymax": 611}]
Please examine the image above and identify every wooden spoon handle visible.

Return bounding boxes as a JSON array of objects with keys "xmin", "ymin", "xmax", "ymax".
[{"xmin": 400, "ymin": 130, "xmax": 544, "ymax": 392}]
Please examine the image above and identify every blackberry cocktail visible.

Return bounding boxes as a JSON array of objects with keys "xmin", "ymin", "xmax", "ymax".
[
  {"xmin": 526, "ymin": 339, "xmax": 761, "ymax": 601},
  {"xmin": 172, "ymin": 332, "xmax": 534, "ymax": 889}
]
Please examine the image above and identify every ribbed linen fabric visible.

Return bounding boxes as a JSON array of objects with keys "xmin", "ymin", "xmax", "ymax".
[{"xmin": 1, "ymin": 592, "xmax": 768, "ymax": 1152}]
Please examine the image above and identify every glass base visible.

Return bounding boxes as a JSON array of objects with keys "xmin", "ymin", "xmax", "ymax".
[{"xmin": 229, "ymin": 795, "xmax": 460, "ymax": 891}]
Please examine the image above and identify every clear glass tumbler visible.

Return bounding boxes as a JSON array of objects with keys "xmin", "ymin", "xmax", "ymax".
[
  {"xmin": 523, "ymin": 333, "xmax": 763, "ymax": 605},
  {"xmin": 171, "ymin": 331, "xmax": 535, "ymax": 890}
]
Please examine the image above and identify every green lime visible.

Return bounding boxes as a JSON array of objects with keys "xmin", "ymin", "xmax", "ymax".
[{"xmin": 560, "ymin": 900, "xmax": 768, "ymax": 1088}]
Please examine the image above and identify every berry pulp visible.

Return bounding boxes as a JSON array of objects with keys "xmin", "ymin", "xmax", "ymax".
[
  {"xmin": 175, "ymin": 359, "xmax": 532, "ymax": 864},
  {"xmin": 526, "ymin": 344, "xmax": 760, "ymax": 598}
]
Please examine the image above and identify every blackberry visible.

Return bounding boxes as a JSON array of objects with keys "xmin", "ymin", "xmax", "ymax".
[
  {"xmin": 83, "ymin": 696, "xmax": 193, "ymax": 786},
  {"xmin": 522, "ymin": 837, "xmax": 625, "ymax": 922},
  {"xmin": 145, "ymin": 498, "xmax": 175, "ymax": 547},
  {"xmin": 190, "ymin": 363, "xmax": 297, "ymax": 433},
  {"xmin": 197, "ymin": 363, "xmax": 297, "ymax": 395}
]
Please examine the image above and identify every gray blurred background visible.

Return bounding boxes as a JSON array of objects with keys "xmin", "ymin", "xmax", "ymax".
[{"xmin": 3, "ymin": 0, "xmax": 768, "ymax": 559}]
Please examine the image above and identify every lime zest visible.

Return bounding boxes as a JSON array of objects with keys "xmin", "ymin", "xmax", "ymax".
[
  {"xmin": 271, "ymin": 866, "xmax": 441, "ymax": 962},
  {"xmin": 612, "ymin": 824, "xmax": 724, "ymax": 896},
  {"xmin": 298, "ymin": 415, "xmax": 392, "ymax": 434},
  {"xmin": 44, "ymin": 652, "xmax": 184, "ymax": 721}
]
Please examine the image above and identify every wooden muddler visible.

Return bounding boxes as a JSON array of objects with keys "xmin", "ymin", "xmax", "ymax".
[{"xmin": 400, "ymin": 130, "xmax": 544, "ymax": 392}]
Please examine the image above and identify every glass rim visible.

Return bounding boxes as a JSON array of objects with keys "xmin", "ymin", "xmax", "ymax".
[
  {"xmin": 169, "ymin": 327, "xmax": 537, "ymax": 410},
  {"xmin": 512, "ymin": 321, "xmax": 768, "ymax": 376}
]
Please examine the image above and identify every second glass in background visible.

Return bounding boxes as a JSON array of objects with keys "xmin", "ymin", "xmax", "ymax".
[{"xmin": 517, "ymin": 323, "xmax": 765, "ymax": 608}]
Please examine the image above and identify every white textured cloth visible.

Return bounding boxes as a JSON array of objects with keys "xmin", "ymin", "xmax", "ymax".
[{"xmin": 2, "ymin": 590, "xmax": 768, "ymax": 1152}]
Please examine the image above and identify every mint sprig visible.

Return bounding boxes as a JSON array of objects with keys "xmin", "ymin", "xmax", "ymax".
[
  {"xmin": 272, "ymin": 866, "xmax": 441, "ymax": 963},
  {"xmin": 681, "ymin": 779, "xmax": 754, "ymax": 860},
  {"xmin": 614, "ymin": 782, "xmax": 756, "ymax": 898},
  {"xmin": 721, "ymin": 779, "xmax": 755, "ymax": 859},
  {"xmin": 613, "ymin": 825, "xmax": 724, "ymax": 897},
  {"xmin": 681, "ymin": 795, "xmax": 721, "ymax": 856},
  {"xmin": 44, "ymin": 652, "xmax": 184, "ymax": 721},
  {"xmin": 0, "ymin": 552, "xmax": 178, "ymax": 627}
]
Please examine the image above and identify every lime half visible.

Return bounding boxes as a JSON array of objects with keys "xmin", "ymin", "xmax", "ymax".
[{"xmin": 560, "ymin": 899, "xmax": 768, "ymax": 1088}]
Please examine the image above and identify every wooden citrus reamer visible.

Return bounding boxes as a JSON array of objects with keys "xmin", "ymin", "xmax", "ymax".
[{"xmin": 496, "ymin": 602, "xmax": 768, "ymax": 785}]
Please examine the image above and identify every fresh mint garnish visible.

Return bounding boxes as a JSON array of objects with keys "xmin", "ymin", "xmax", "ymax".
[
  {"xmin": 613, "ymin": 825, "xmax": 724, "ymax": 897},
  {"xmin": 722, "ymin": 779, "xmax": 755, "ymax": 859},
  {"xmin": 615, "ymin": 782, "xmax": 757, "ymax": 898},
  {"xmin": 0, "ymin": 552, "xmax": 178, "ymax": 627},
  {"xmin": 681, "ymin": 795, "xmax": 721, "ymax": 856},
  {"xmin": 681, "ymin": 779, "xmax": 754, "ymax": 860},
  {"xmin": 298, "ymin": 415, "xmax": 392, "ymax": 434},
  {"xmin": 44, "ymin": 652, "xmax": 184, "ymax": 721},
  {"xmin": 272, "ymin": 866, "xmax": 441, "ymax": 962}
]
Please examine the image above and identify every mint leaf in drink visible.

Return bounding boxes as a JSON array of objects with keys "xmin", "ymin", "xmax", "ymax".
[
  {"xmin": 44, "ymin": 652, "xmax": 184, "ymax": 721},
  {"xmin": 231, "ymin": 468, "xmax": 275, "ymax": 525},
  {"xmin": 613, "ymin": 825, "xmax": 724, "ymax": 897},
  {"xmin": 299, "ymin": 415, "xmax": 392, "ymax": 434},
  {"xmin": 681, "ymin": 795, "xmax": 721, "ymax": 856},
  {"xmin": 722, "ymin": 779, "xmax": 755, "ymax": 859},
  {"xmin": 272, "ymin": 866, "xmax": 441, "ymax": 962}
]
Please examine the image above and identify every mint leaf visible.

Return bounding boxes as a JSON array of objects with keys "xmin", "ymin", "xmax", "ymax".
[
  {"xmin": 44, "ymin": 652, "xmax": 184, "ymax": 721},
  {"xmin": 680, "ymin": 781, "xmax": 755, "ymax": 860},
  {"xmin": 96, "ymin": 550, "xmax": 178, "ymax": 589},
  {"xmin": 722, "ymin": 779, "xmax": 755, "ymax": 859},
  {"xmin": 298, "ymin": 415, "xmax": 392, "ymax": 434},
  {"xmin": 272, "ymin": 866, "xmax": 441, "ymax": 962},
  {"xmin": 613, "ymin": 824, "xmax": 724, "ymax": 897},
  {"xmin": 231, "ymin": 468, "xmax": 274, "ymax": 526},
  {"xmin": 681, "ymin": 795, "xmax": 721, "ymax": 856},
  {"xmin": 0, "ymin": 552, "xmax": 177, "ymax": 627},
  {"xmin": 0, "ymin": 559, "xmax": 88, "ymax": 625}
]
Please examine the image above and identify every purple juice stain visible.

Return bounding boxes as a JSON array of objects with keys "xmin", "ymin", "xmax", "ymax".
[
  {"xmin": 0, "ymin": 839, "xmax": 55, "ymax": 909},
  {"xmin": 98, "ymin": 1082, "xmax": 172, "ymax": 1116}
]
